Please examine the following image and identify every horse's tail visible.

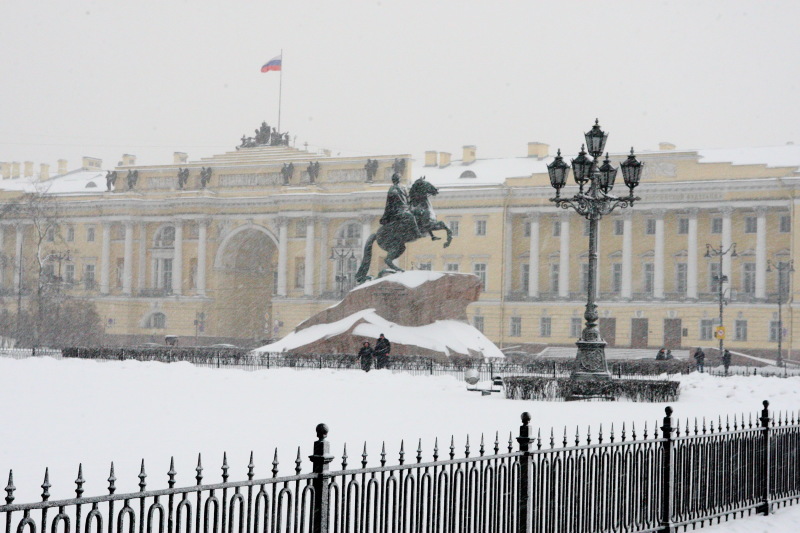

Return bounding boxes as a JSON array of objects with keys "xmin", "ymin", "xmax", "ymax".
[{"xmin": 355, "ymin": 233, "xmax": 378, "ymax": 284}]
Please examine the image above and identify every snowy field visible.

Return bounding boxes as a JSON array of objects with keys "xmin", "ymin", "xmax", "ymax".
[{"xmin": 2, "ymin": 356, "xmax": 800, "ymax": 530}]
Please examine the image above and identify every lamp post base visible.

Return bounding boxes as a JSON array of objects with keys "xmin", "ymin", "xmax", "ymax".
[{"xmin": 571, "ymin": 339, "xmax": 612, "ymax": 381}]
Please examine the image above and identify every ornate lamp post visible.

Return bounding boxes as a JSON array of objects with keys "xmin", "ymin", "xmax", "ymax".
[
  {"xmin": 705, "ymin": 243, "xmax": 737, "ymax": 355},
  {"xmin": 330, "ymin": 247, "xmax": 355, "ymax": 297},
  {"xmin": 547, "ymin": 120, "xmax": 644, "ymax": 381},
  {"xmin": 767, "ymin": 259, "xmax": 794, "ymax": 367}
]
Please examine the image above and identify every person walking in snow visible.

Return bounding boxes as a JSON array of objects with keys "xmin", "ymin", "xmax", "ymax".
[
  {"xmin": 374, "ymin": 333, "xmax": 391, "ymax": 370},
  {"xmin": 359, "ymin": 341, "xmax": 374, "ymax": 372},
  {"xmin": 693, "ymin": 347, "xmax": 706, "ymax": 373},
  {"xmin": 722, "ymin": 349, "xmax": 732, "ymax": 375}
]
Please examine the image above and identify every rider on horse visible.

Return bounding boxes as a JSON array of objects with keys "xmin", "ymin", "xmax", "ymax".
[{"xmin": 380, "ymin": 173, "xmax": 424, "ymax": 239}]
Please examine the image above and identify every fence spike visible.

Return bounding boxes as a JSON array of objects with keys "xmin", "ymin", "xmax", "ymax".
[
  {"xmin": 586, "ymin": 425, "xmax": 591, "ymax": 445},
  {"xmin": 709, "ymin": 418, "xmax": 715, "ymax": 433},
  {"xmin": 222, "ymin": 452, "xmax": 229, "ymax": 483},
  {"xmin": 139, "ymin": 459, "xmax": 147, "ymax": 492},
  {"xmin": 479, "ymin": 434, "xmax": 485, "ymax": 457},
  {"xmin": 749, "ymin": 412, "xmax": 753, "ymax": 429},
  {"xmin": 75, "ymin": 463, "xmax": 85, "ymax": 499},
  {"xmin": 432, "ymin": 438, "xmax": 439, "ymax": 462},
  {"xmin": 598, "ymin": 424, "xmax": 603, "ymax": 444},
  {"xmin": 5, "ymin": 470, "xmax": 15, "ymax": 505},
  {"xmin": 675, "ymin": 418, "xmax": 681, "ymax": 437},
  {"xmin": 449, "ymin": 436, "xmax": 455, "ymax": 460},
  {"xmin": 575, "ymin": 426, "xmax": 580, "ymax": 446},
  {"xmin": 108, "ymin": 462, "xmax": 117, "ymax": 494},
  {"xmin": 272, "ymin": 449, "xmax": 279, "ymax": 477},
  {"xmin": 465, "ymin": 434, "xmax": 470, "ymax": 458},
  {"xmin": 196, "ymin": 454, "xmax": 203, "ymax": 485},
  {"xmin": 295, "ymin": 447, "xmax": 302, "ymax": 474},
  {"xmin": 610, "ymin": 423, "xmax": 615, "ymax": 443},
  {"xmin": 549, "ymin": 428, "xmax": 555, "ymax": 449},
  {"xmin": 398, "ymin": 441, "xmax": 404, "ymax": 465},
  {"xmin": 718, "ymin": 416, "xmax": 723, "ymax": 433},
  {"xmin": 168, "ymin": 457, "xmax": 177, "ymax": 488},
  {"xmin": 41, "ymin": 467, "xmax": 51, "ymax": 502},
  {"xmin": 380, "ymin": 442, "xmax": 387, "ymax": 467},
  {"xmin": 631, "ymin": 422, "xmax": 636, "ymax": 441},
  {"xmin": 247, "ymin": 452, "xmax": 255, "ymax": 481},
  {"xmin": 507, "ymin": 432, "xmax": 514, "ymax": 453},
  {"xmin": 494, "ymin": 431, "xmax": 500, "ymax": 455},
  {"xmin": 563, "ymin": 427, "xmax": 568, "ymax": 447},
  {"xmin": 363, "ymin": 442, "xmax": 370, "ymax": 468},
  {"xmin": 726, "ymin": 415, "xmax": 730, "ymax": 432},
  {"xmin": 643, "ymin": 421, "xmax": 648, "ymax": 440},
  {"xmin": 702, "ymin": 417, "xmax": 707, "ymax": 435},
  {"xmin": 536, "ymin": 429, "xmax": 542, "ymax": 450}
]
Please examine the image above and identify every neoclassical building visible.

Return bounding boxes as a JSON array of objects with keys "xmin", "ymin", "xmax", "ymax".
[{"xmin": 1, "ymin": 133, "xmax": 798, "ymax": 354}]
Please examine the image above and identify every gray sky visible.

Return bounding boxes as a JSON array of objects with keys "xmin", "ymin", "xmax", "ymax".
[{"xmin": 1, "ymin": 0, "xmax": 799, "ymax": 169}]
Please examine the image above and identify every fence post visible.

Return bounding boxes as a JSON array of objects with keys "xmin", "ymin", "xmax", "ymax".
[
  {"xmin": 429, "ymin": 359, "xmax": 434, "ymax": 375},
  {"xmin": 267, "ymin": 353, "xmax": 270, "ymax": 369},
  {"xmin": 310, "ymin": 423, "xmax": 334, "ymax": 533},
  {"xmin": 516, "ymin": 412, "xmax": 533, "ymax": 533},
  {"xmin": 759, "ymin": 400, "xmax": 772, "ymax": 515},
  {"xmin": 659, "ymin": 406, "xmax": 675, "ymax": 533},
  {"xmin": 552, "ymin": 361, "xmax": 556, "ymax": 379}
]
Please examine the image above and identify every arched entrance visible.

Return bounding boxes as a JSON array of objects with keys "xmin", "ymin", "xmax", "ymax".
[{"xmin": 214, "ymin": 225, "xmax": 278, "ymax": 342}]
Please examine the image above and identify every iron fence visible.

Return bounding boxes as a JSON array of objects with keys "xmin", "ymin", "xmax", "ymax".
[
  {"xmin": 0, "ymin": 348, "xmax": 62, "ymax": 360},
  {"xmin": 3, "ymin": 401, "xmax": 800, "ymax": 533}
]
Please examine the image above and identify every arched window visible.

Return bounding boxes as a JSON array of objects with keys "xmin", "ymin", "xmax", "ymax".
[
  {"xmin": 459, "ymin": 170, "xmax": 477, "ymax": 179},
  {"xmin": 154, "ymin": 226, "xmax": 175, "ymax": 248},
  {"xmin": 146, "ymin": 312, "xmax": 166, "ymax": 329}
]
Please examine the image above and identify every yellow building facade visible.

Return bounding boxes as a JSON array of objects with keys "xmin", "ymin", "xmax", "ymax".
[{"xmin": 1, "ymin": 138, "xmax": 798, "ymax": 355}]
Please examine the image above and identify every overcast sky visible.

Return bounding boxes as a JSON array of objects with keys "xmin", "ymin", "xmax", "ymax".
[{"xmin": 1, "ymin": 1, "xmax": 799, "ymax": 170}]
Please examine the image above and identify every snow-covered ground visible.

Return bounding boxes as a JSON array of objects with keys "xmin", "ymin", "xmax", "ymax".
[{"xmin": 2, "ymin": 356, "xmax": 800, "ymax": 530}]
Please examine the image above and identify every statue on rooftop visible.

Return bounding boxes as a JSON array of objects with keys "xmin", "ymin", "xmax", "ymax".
[
  {"xmin": 199, "ymin": 167, "xmax": 212, "ymax": 188},
  {"xmin": 307, "ymin": 161, "xmax": 320, "ymax": 183},
  {"xmin": 177, "ymin": 167, "xmax": 190, "ymax": 189},
  {"xmin": 281, "ymin": 162, "xmax": 294, "ymax": 185},
  {"xmin": 105, "ymin": 171, "xmax": 118, "ymax": 192},
  {"xmin": 365, "ymin": 159, "xmax": 378, "ymax": 182},
  {"xmin": 126, "ymin": 170, "xmax": 139, "ymax": 190}
]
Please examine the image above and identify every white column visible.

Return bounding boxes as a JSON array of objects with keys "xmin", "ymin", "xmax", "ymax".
[
  {"xmin": 100, "ymin": 222, "xmax": 111, "ymax": 294},
  {"xmin": 621, "ymin": 211, "xmax": 633, "ymax": 299},
  {"xmin": 197, "ymin": 219, "xmax": 208, "ymax": 297},
  {"xmin": 319, "ymin": 219, "xmax": 330, "ymax": 294},
  {"xmin": 722, "ymin": 207, "xmax": 733, "ymax": 282},
  {"xmin": 654, "ymin": 210, "xmax": 665, "ymax": 299},
  {"xmin": 755, "ymin": 207, "xmax": 767, "ymax": 299},
  {"xmin": 172, "ymin": 221, "xmax": 183, "ymax": 296},
  {"xmin": 276, "ymin": 217, "xmax": 288, "ymax": 297},
  {"xmin": 304, "ymin": 217, "xmax": 315, "ymax": 296},
  {"xmin": 359, "ymin": 215, "xmax": 372, "ymax": 248},
  {"xmin": 503, "ymin": 213, "xmax": 513, "ymax": 296},
  {"xmin": 687, "ymin": 209, "xmax": 698, "ymax": 299},
  {"xmin": 123, "ymin": 222, "xmax": 134, "ymax": 295},
  {"xmin": 14, "ymin": 224, "xmax": 24, "ymax": 293},
  {"xmin": 528, "ymin": 213, "xmax": 540, "ymax": 298},
  {"xmin": 558, "ymin": 212, "xmax": 570, "ymax": 299},
  {"xmin": 0, "ymin": 225, "xmax": 4, "ymax": 287},
  {"xmin": 137, "ymin": 222, "xmax": 147, "ymax": 292}
]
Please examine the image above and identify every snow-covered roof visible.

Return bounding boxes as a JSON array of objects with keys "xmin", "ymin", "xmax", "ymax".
[
  {"xmin": 697, "ymin": 145, "xmax": 800, "ymax": 168},
  {"xmin": 419, "ymin": 157, "xmax": 550, "ymax": 187},
  {"xmin": 0, "ymin": 169, "xmax": 107, "ymax": 195}
]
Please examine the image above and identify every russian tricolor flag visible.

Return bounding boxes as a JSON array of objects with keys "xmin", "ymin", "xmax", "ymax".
[{"xmin": 261, "ymin": 55, "xmax": 282, "ymax": 73}]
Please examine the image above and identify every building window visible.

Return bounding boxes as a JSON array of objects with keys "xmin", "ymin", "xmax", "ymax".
[
  {"xmin": 744, "ymin": 216, "xmax": 757, "ymax": 234},
  {"xmin": 66, "ymin": 227, "xmax": 74, "ymax": 242},
  {"xmin": 147, "ymin": 312, "xmax": 166, "ymax": 329},
  {"xmin": 446, "ymin": 263, "xmax": 459, "ymax": 272},
  {"xmin": 645, "ymin": 219, "xmax": 656, "ymax": 235},
  {"xmin": 295, "ymin": 259, "xmax": 305, "ymax": 289},
  {"xmin": 64, "ymin": 264, "xmax": 75, "ymax": 284},
  {"xmin": 524, "ymin": 221, "xmax": 531, "ymax": 237},
  {"xmin": 418, "ymin": 262, "xmax": 432, "ymax": 271},
  {"xmin": 475, "ymin": 220, "xmax": 487, "ymax": 236},
  {"xmin": 448, "ymin": 220, "xmax": 459, "ymax": 237},
  {"xmin": 570, "ymin": 317, "xmax": 582, "ymax": 338},
  {"xmin": 776, "ymin": 262, "xmax": 791, "ymax": 294},
  {"xmin": 678, "ymin": 218, "xmax": 689, "ymax": 235},
  {"xmin": 614, "ymin": 219, "xmax": 624, "ymax": 236},
  {"xmin": 540, "ymin": 317, "xmax": 552, "ymax": 337},
  {"xmin": 155, "ymin": 258, "xmax": 173, "ymax": 292},
  {"xmin": 770, "ymin": 321, "xmax": 781, "ymax": 343},
  {"xmin": 45, "ymin": 226, "xmax": 55, "ymax": 242},
  {"xmin": 735, "ymin": 319, "xmax": 748, "ymax": 341},
  {"xmin": 295, "ymin": 219, "xmax": 307, "ymax": 238},
  {"xmin": 742, "ymin": 263, "xmax": 756, "ymax": 295},
  {"xmin": 190, "ymin": 258, "xmax": 198, "ymax": 289},
  {"xmin": 711, "ymin": 218, "xmax": 723, "ymax": 234},
  {"xmin": 676, "ymin": 263, "xmax": 688, "ymax": 295},
  {"xmin": 780, "ymin": 215, "xmax": 791, "ymax": 233},
  {"xmin": 155, "ymin": 226, "xmax": 175, "ymax": 248},
  {"xmin": 553, "ymin": 220, "xmax": 561, "ymax": 237},
  {"xmin": 643, "ymin": 263, "xmax": 654, "ymax": 295},
  {"xmin": 86, "ymin": 227, "xmax": 96, "ymax": 242},
  {"xmin": 580, "ymin": 262, "xmax": 590, "ymax": 293},
  {"xmin": 473, "ymin": 263, "xmax": 487, "ymax": 290},
  {"xmin": 84, "ymin": 264, "xmax": 96, "ymax": 289},
  {"xmin": 550, "ymin": 263, "xmax": 559, "ymax": 292},
  {"xmin": 116, "ymin": 258, "xmax": 124, "ymax": 288},
  {"xmin": 700, "ymin": 319, "xmax": 713, "ymax": 340},
  {"xmin": 710, "ymin": 262, "xmax": 722, "ymax": 293},
  {"xmin": 521, "ymin": 264, "xmax": 530, "ymax": 293},
  {"xmin": 510, "ymin": 317, "xmax": 522, "ymax": 337},
  {"xmin": 611, "ymin": 263, "xmax": 622, "ymax": 294},
  {"xmin": 473, "ymin": 315, "xmax": 484, "ymax": 333}
]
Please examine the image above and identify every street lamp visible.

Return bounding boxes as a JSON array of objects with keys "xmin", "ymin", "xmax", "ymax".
[
  {"xmin": 547, "ymin": 119, "xmax": 644, "ymax": 381},
  {"xmin": 705, "ymin": 242, "xmax": 737, "ymax": 355},
  {"xmin": 330, "ymin": 247, "xmax": 355, "ymax": 297},
  {"xmin": 767, "ymin": 259, "xmax": 794, "ymax": 367}
]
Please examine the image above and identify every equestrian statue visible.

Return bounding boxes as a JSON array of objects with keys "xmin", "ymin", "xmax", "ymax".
[{"xmin": 355, "ymin": 173, "xmax": 452, "ymax": 283}]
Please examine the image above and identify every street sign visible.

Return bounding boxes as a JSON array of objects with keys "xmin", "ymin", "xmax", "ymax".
[{"xmin": 714, "ymin": 326, "xmax": 726, "ymax": 340}]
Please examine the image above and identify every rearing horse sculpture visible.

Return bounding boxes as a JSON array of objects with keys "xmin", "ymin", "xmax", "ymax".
[{"xmin": 355, "ymin": 177, "xmax": 452, "ymax": 283}]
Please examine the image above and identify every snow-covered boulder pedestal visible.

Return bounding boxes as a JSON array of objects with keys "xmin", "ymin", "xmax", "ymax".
[{"xmin": 257, "ymin": 271, "xmax": 503, "ymax": 358}]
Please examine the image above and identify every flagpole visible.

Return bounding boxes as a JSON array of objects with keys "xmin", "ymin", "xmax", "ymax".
[{"xmin": 277, "ymin": 49, "xmax": 283, "ymax": 133}]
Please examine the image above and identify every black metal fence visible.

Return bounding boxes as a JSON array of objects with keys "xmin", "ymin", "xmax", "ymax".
[{"xmin": 3, "ymin": 401, "xmax": 799, "ymax": 533}]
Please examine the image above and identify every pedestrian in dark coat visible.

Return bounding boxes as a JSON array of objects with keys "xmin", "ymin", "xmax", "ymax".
[
  {"xmin": 656, "ymin": 348, "xmax": 666, "ymax": 360},
  {"xmin": 359, "ymin": 342, "xmax": 374, "ymax": 372},
  {"xmin": 722, "ymin": 349, "xmax": 732, "ymax": 374},
  {"xmin": 693, "ymin": 347, "xmax": 706, "ymax": 373},
  {"xmin": 374, "ymin": 334, "xmax": 391, "ymax": 370}
]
